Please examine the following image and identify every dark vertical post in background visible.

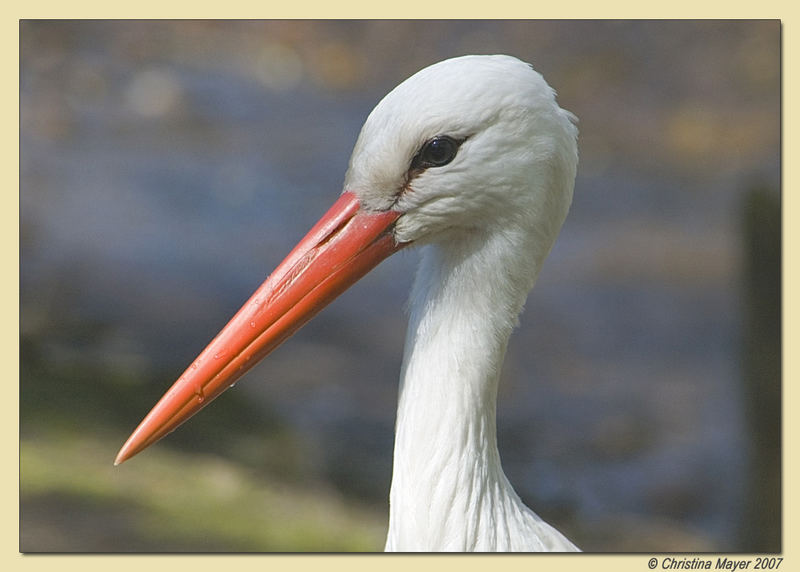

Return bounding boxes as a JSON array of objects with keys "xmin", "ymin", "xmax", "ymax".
[{"xmin": 740, "ymin": 185, "xmax": 781, "ymax": 552}]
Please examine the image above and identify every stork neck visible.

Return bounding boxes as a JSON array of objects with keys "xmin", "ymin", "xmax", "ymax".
[{"xmin": 385, "ymin": 229, "xmax": 574, "ymax": 551}]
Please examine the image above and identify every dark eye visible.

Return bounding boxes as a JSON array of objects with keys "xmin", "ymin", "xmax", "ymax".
[{"xmin": 412, "ymin": 136, "xmax": 461, "ymax": 169}]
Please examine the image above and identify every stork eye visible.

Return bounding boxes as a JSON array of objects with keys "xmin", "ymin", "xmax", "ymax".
[{"xmin": 413, "ymin": 136, "xmax": 461, "ymax": 169}]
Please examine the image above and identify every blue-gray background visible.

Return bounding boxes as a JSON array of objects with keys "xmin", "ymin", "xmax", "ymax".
[{"xmin": 20, "ymin": 20, "xmax": 780, "ymax": 552}]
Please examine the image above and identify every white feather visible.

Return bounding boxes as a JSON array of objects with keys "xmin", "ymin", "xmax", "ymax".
[{"xmin": 344, "ymin": 55, "xmax": 579, "ymax": 552}]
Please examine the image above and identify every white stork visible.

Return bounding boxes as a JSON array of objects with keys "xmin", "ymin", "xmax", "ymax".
[{"xmin": 116, "ymin": 54, "xmax": 580, "ymax": 552}]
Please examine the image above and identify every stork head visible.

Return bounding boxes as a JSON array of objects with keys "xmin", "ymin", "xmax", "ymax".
[
  {"xmin": 345, "ymin": 54, "xmax": 578, "ymax": 247},
  {"xmin": 115, "ymin": 55, "xmax": 578, "ymax": 465}
]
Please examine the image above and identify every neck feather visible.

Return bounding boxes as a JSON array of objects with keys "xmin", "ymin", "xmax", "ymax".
[{"xmin": 384, "ymin": 229, "xmax": 578, "ymax": 551}]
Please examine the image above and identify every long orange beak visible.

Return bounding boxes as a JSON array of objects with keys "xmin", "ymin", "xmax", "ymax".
[{"xmin": 115, "ymin": 191, "xmax": 403, "ymax": 465}]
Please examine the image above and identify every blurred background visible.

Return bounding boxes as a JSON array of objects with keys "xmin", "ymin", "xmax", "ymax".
[{"xmin": 20, "ymin": 20, "xmax": 780, "ymax": 552}]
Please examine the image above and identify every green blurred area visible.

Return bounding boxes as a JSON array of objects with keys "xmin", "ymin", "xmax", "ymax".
[
  {"xmin": 21, "ymin": 331, "xmax": 387, "ymax": 551},
  {"xmin": 20, "ymin": 328, "xmax": 384, "ymax": 551},
  {"xmin": 21, "ymin": 435, "xmax": 385, "ymax": 552}
]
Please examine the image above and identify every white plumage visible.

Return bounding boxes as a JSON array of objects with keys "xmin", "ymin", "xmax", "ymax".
[
  {"xmin": 350, "ymin": 55, "xmax": 579, "ymax": 551},
  {"xmin": 117, "ymin": 54, "xmax": 580, "ymax": 552}
]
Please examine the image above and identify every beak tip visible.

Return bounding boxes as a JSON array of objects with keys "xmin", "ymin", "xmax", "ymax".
[{"xmin": 114, "ymin": 440, "xmax": 136, "ymax": 466}]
